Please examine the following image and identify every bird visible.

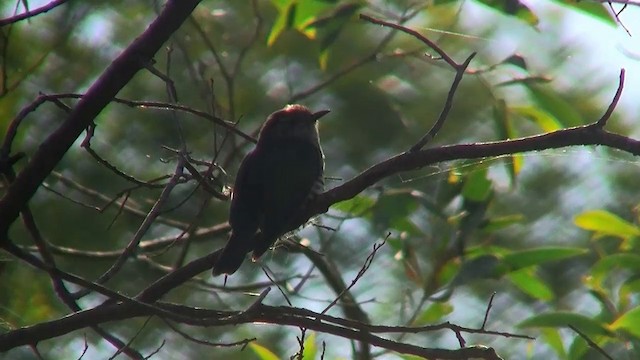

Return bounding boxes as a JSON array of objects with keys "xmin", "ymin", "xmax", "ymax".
[{"xmin": 212, "ymin": 104, "xmax": 329, "ymax": 276}]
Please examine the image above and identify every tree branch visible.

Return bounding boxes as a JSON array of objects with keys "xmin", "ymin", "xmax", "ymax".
[{"xmin": 0, "ymin": 0, "xmax": 202, "ymax": 237}]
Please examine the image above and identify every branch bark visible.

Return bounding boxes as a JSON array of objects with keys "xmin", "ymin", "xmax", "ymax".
[{"xmin": 0, "ymin": 0, "xmax": 202, "ymax": 237}]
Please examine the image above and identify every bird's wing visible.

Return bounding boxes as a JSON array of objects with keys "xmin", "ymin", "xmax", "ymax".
[
  {"xmin": 228, "ymin": 149, "xmax": 263, "ymax": 236},
  {"xmin": 258, "ymin": 140, "xmax": 323, "ymax": 247}
]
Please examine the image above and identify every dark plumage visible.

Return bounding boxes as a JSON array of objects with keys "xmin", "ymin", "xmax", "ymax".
[{"xmin": 212, "ymin": 104, "xmax": 329, "ymax": 276}]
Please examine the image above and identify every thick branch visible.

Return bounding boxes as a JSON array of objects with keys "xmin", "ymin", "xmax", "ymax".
[
  {"xmin": 2, "ymin": 120, "xmax": 633, "ymax": 354},
  {"xmin": 0, "ymin": 0, "xmax": 202, "ymax": 236},
  {"xmin": 0, "ymin": 301, "xmax": 510, "ymax": 359},
  {"xmin": 311, "ymin": 125, "xmax": 639, "ymax": 215}
]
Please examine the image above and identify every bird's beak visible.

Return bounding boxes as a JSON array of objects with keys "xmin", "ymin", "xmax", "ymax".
[{"xmin": 311, "ymin": 109, "xmax": 330, "ymax": 122}]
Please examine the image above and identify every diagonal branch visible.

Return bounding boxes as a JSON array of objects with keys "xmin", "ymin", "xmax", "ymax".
[
  {"xmin": 0, "ymin": 0, "xmax": 202, "ymax": 238},
  {"xmin": 0, "ymin": 0, "xmax": 72, "ymax": 27}
]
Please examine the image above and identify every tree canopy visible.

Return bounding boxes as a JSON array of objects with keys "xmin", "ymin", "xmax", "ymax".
[{"xmin": 1, "ymin": 1, "xmax": 640, "ymax": 359}]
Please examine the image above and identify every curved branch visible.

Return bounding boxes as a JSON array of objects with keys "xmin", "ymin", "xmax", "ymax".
[
  {"xmin": 0, "ymin": 0, "xmax": 72, "ymax": 27},
  {"xmin": 0, "ymin": 0, "xmax": 202, "ymax": 237}
]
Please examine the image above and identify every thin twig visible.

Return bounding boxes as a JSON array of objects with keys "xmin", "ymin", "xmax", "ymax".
[
  {"xmin": 75, "ymin": 156, "xmax": 187, "ymax": 297},
  {"xmin": 163, "ymin": 319, "xmax": 256, "ymax": 347},
  {"xmin": 322, "ymin": 238, "xmax": 387, "ymax": 315},
  {"xmin": 568, "ymin": 325, "xmax": 614, "ymax": 360},
  {"xmin": 594, "ymin": 69, "xmax": 625, "ymax": 128},
  {"xmin": 409, "ymin": 52, "xmax": 476, "ymax": 151},
  {"xmin": 261, "ymin": 266, "xmax": 292, "ymax": 306},
  {"xmin": 481, "ymin": 292, "xmax": 497, "ymax": 330},
  {"xmin": 359, "ymin": 14, "xmax": 458, "ymax": 68}
]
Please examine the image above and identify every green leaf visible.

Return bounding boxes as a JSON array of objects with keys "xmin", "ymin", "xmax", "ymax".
[
  {"xmin": 302, "ymin": 331, "xmax": 317, "ymax": 359},
  {"xmin": 477, "ymin": 0, "xmax": 539, "ymax": 26},
  {"xmin": 620, "ymin": 279, "xmax": 640, "ymax": 312},
  {"xmin": 590, "ymin": 254, "xmax": 640, "ymax": 287},
  {"xmin": 372, "ymin": 189, "xmax": 420, "ymax": 230},
  {"xmin": 540, "ymin": 328, "xmax": 567, "ymax": 358},
  {"xmin": 267, "ymin": 1, "xmax": 295, "ymax": 46},
  {"xmin": 466, "ymin": 245, "xmax": 512, "ymax": 258},
  {"xmin": 567, "ymin": 334, "xmax": 590, "ymax": 360},
  {"xmin": 511, "ymin": 105, "xmax": 563, "ymax": 132},
  {"xmin": 502, "ymin": 247, "xmax": 587, "ymax": 271},
  {"xmin": 493, "ymin": 99, "xmax": 523, "ymax": 183},
  {"xmin": 554, "ymin": 1, "xmax": 616, "ymax": 25},
  {"xmin": 508, "ymin": 268, "xmax": 554, "ymax": 301},
  {"xmin": 481, "ymin": 214, "xmax": 525, "ymax": 232},
  {"xmin": 574, "ymin": 210, "xmax": 640, "ymax": 239},
  {"xmin": 266, "ymin": 0, "xmax": 335, "ymax": 46},
  {"xmin": 399, "ymin": 355, "xmax": 428, "ymax": 360},
  {"xmin": 461, "ymin": 168, "xmax": 492, "ymax": 202},
  {"xmin": 610, "ymin": 306, "xmax": 640, "ymax": 337},
  {"xmin": 305, "ymin": 3, "xmax": 361, "ymax": 50},
  {"xmin": 412, "ymin": 302, "xmax": 454, "ymax": 325},
  {"xmin": 331, "ymin": 194, "xmax": 375, "ymax": 216},
  {"xmin": 250, "ymin": 343, "xmax": 280, "ymax": 360},
  {"xmin": 525, "ymin": 85, "xmax": 584, "ymax": 127},
  {"xmin": 451, "ymin": 255, "xmax": 506, "ymax": 287},
  {"xmin": 493, "ymin": 99, "xmax": 510, "ymax": 140},
  {"xmin": 518, "ymin": 312, "xmax": 614, "ymax": 337}
]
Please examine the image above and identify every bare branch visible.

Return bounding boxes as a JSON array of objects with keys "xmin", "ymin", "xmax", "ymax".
[
  {"xmin": 0, "ymin": 0, "xmax": 72, "ymax": 27},
  {"xmin": 410, "ymin": 52, "xmax": 476, "ymax": 152},
  {"xmin": 76, "ymin": 155, "xmax": 186, "ymax": 297},
  {"xmin": 0, "ymin": 0, "xmax": 202, "ymax": 236},
  {"xmin": 594, "ymin": 68, "xmax": 625, "ymax": 128},
  {"xmin": 359, "ymin": 14, "xmax": 459, "ymax": 69}
]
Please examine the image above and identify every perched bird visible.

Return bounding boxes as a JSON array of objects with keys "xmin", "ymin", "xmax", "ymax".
[{"xmin": 212, "ymin": 104, "xmax": 329, "ymax": 276}]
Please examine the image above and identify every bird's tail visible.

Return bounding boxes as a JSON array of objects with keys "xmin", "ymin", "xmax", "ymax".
[{"xmin": 212, "ymin": 232, "xmax": 252, "ymax": 276}]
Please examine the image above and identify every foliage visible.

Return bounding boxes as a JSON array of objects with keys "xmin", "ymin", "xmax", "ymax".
[{"xmin": 1, "ymin": 0, "xmax": 640, "ymax": 359}]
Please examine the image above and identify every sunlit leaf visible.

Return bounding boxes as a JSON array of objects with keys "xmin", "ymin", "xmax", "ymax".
[
  {"xmin": 589, "ymin": 254, "xmax": 640, "ymax": 287},
  {"xmin": 525, "ymin": 85, "xmax": 584, "ymax": 127},
  {"xmin": 620, "ymin": 278, "xmax": 640, "ymax": 311},
  {"xmin": 399, "ymin": 355, "xmax": 428, "ymax": 360},
  {"xmin": 511, "ymin": 105, "xmax": 563, "ymax": 132},
  {"xmin": 610, "ymin": 306, "xmax": 640, "ymax": 337},
  {"xmin": 266, "ymin": 0, "xmax": 336, "ymax": 46},
  {"xmin": 508, "ymin": 268, "xmax": 554, "ymax": 300},
  {"xmin": 540, "ymin": 328, "xmax": 567, "ymax": 358},
  {"xmin": 574, "ymin": 210, "xmax": 640, "ymax": 240},
  {"xmin": 302, "ymin": 331, "xmax": 317, "ymax": 359},
  {"xmin": 250, "ymin": 343, "xmax": 280, "ymax": 360}
]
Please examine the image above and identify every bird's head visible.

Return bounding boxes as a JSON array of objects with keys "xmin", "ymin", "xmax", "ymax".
[{"xmin": 258, "ymin": 104, "xmax": 329, "ymax": 145}]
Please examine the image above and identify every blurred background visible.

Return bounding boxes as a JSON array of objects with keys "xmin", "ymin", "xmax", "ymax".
[{"xmin": 1, "ymin": 1, "xmax": 640, "ymax": 359}]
